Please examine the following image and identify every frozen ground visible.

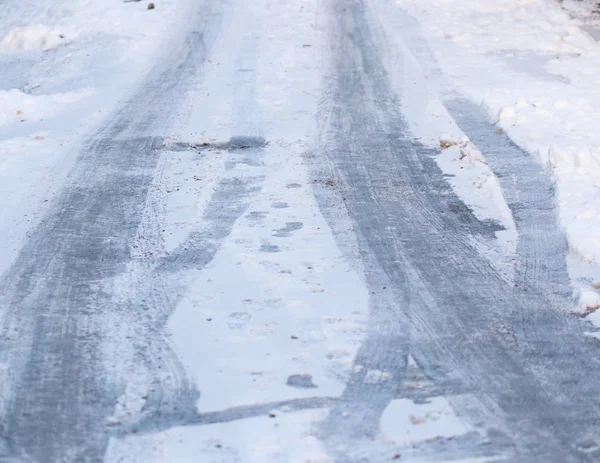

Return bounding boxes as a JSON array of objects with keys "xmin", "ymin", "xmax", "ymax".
[{"xmin": 0, "ymin": 0, "xmax": 599, "ymax": 462}]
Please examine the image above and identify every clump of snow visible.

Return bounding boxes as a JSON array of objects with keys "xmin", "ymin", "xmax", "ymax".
[
  {"xmin": 579, "ymin": 289, "xmax": 600, "ymax": 313},
  {"xmin": 560, "ymin": 0, "xmax": 600, "ymax": 22},
  {"xmin": 106, "ymin": 409, "xmax": 332, "ymax": 463},
  {"xmin": 0, "ymin": 25, "xmax": 73, "ymax": 54}
]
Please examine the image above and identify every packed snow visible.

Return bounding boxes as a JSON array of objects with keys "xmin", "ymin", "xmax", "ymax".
[{"xmin": 396, "ymin": 0, "xmax": 600, "ymax": 312}]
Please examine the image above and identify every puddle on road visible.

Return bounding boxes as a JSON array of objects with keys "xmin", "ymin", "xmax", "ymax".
[{"xmin": 167, "ymin": 136, "xmax": 268, "ymax": 153}]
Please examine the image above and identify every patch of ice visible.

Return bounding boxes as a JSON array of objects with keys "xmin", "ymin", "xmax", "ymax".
[
  {"xmin": 106, "ymin": 408, "xmax": 332, "ymax": 463},
  {"xmin": 380, "ymin": 397, "xmax": 470, "ymax": 446}
]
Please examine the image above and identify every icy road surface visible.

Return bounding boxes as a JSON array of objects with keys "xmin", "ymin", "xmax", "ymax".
[{"xmin": 1, "ymin": 0, "xmax": 600, "ymax": 462}]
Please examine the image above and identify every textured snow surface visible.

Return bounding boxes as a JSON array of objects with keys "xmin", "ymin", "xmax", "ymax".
[
  {"xmin": 0, "ymin": 0, "xmax": 193, "ymax": 277},
  {"xmin": 398, "ymin": 0, "xmax": 600, "ymax": 310},
  {"xmin": 2, "ymin": 0, "xmax": 600, "ymax": 461}
]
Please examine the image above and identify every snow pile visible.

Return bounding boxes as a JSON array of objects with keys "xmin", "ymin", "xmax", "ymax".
[
  {"xmin": 0, "ymin": 25, "xmax": 72, "ymax": 54},
  {"xmin": 0, "ymin": 0, "xmax": 193, "ymax": 277},
  {"xmin": 398, "ymin": 0, "xmax": 600, "ymax": 309},
  {"xmin": 440, "ymin": 2, "xmax": 593, "ymax": 55}
]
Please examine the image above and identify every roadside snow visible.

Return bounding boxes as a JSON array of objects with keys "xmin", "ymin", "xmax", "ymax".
[
  {"xmin": 368, "ymin": 1, "xmax": 519, "ymax": 281},
  {"xmin": 0, "ymin": 0, "xmax": 193, "ymax": 277},
  {"xmin": 0, "ymin": 88, "xmax": 90, "ymax": 126},
  {"xmin": 396, "ymin": 0, "xmax": 600, "ymax": 312}
]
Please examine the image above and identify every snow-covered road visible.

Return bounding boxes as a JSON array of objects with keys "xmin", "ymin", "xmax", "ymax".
[{"xmin": 1, "ymin": 0, "xmax": 600, "ymax": 462}]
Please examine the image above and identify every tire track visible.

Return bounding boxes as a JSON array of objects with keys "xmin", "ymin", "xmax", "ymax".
[
  {"xmin": 368, "ymin": 0, "xmax": 571, "ymax": 302},
  {"xmin": 115, "ymin": 138, "xmax": 266, "ymax": 438},
  {"xmin": 445, "ymin": 98, "xmax": 571, "ymax": 301},
  {"xmin": 314, "ymin": 1, "xmax": 600, "ymax": 461},
  {"xmin": 0, "ymin": 2, "xmax": 224, "ymax": 461}
]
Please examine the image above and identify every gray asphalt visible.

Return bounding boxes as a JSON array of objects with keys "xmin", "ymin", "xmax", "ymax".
[{"xmin": 1, "ymin": 0, "xmax": 600, "ymax": 462}]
